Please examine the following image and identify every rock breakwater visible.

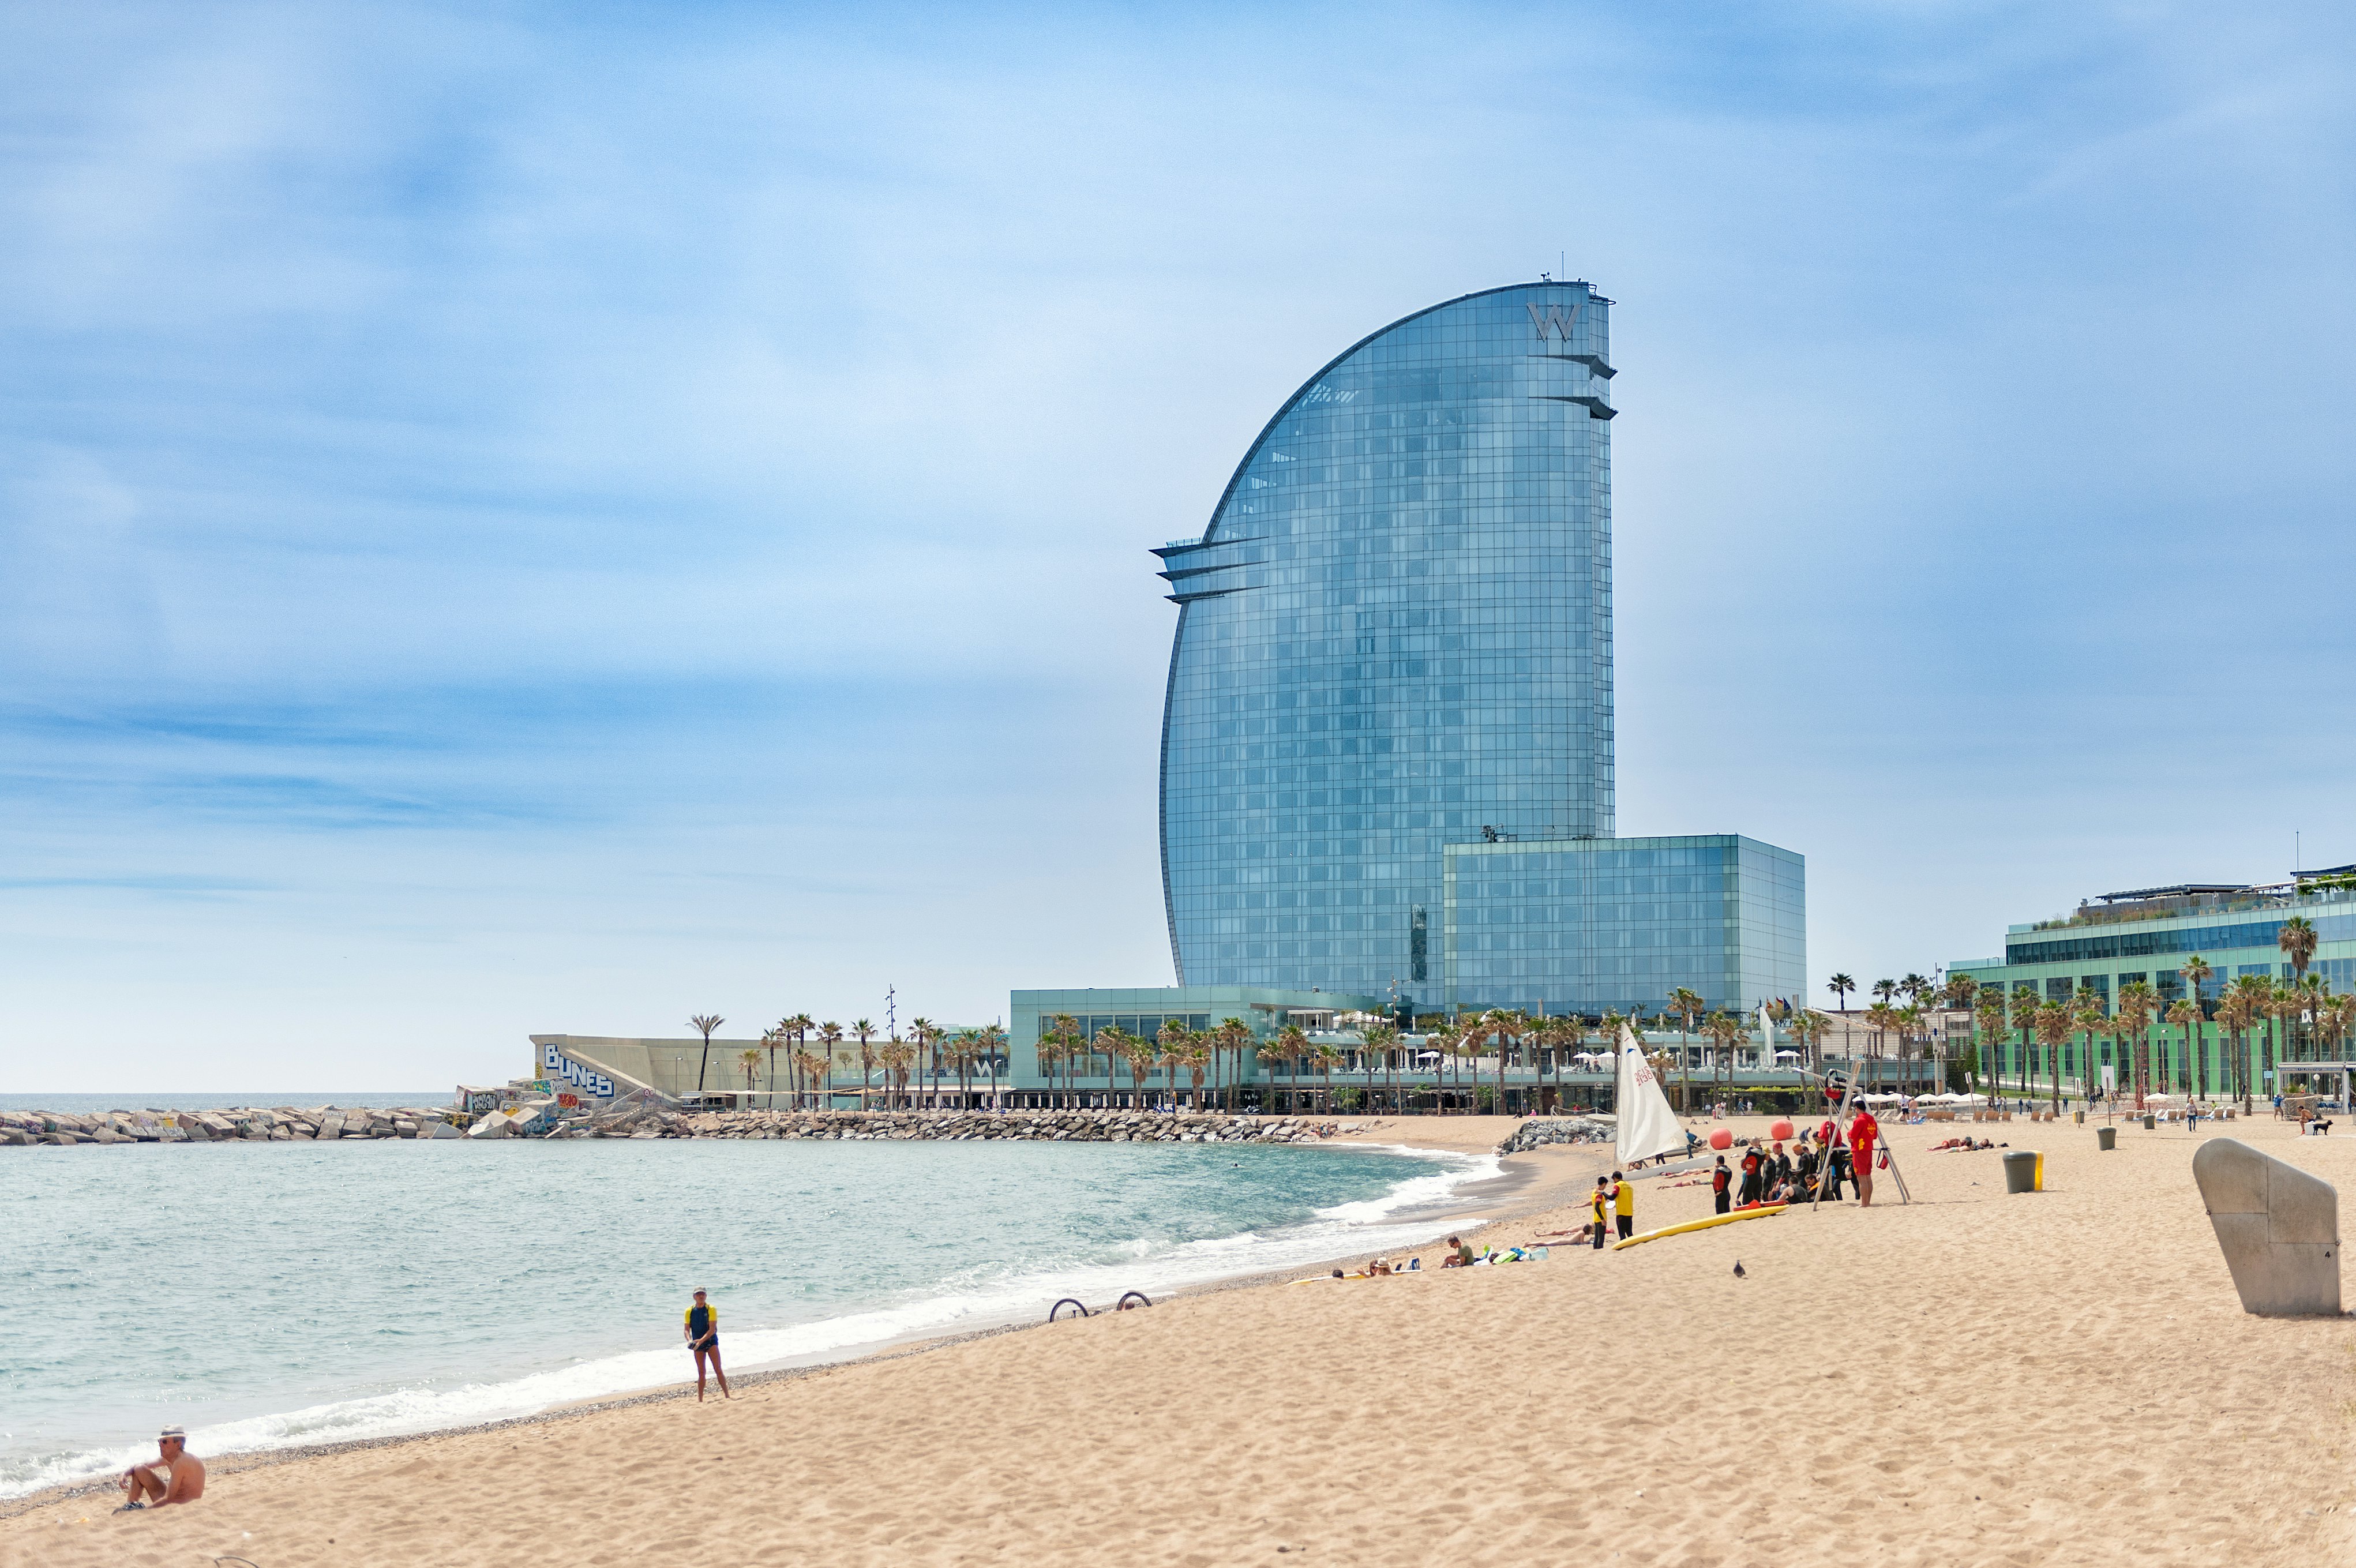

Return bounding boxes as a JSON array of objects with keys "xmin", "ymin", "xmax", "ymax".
[
  {"xmin": 0, "ymin": 1104, "xmax": 1348, "ymax": 1147},
  {"xmin": 1495, "ymin": 1116, "xmax": 1615, "ymax": 1154},
  {"xmin": 0, "ymin": 1105, "xmax": 462, "ymax": 1145},
  {"xmin": 584, "ymin": 1106, "xmax": 1347, "ymax": 1143}
]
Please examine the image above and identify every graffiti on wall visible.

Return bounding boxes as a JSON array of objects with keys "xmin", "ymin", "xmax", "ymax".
[{"xmin": 541, "ymin": 1044, "xmax": 616, "ymax": 1099}]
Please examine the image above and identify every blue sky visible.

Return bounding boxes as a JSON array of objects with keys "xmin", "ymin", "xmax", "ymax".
[{"xmin": 5, "ymin": 2, "xmax": 2353, "ymax": 1089}]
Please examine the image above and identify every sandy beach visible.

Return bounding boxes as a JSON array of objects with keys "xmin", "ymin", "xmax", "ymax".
[{"xmin": 10, "ymin": 1110, "xmax": 2356, "ymax": 1566}]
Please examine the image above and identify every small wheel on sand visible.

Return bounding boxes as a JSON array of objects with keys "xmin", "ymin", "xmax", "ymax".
[
  {"xmin": 1048, "ymin": 1297, "xmax": 1091, "ymax": 1321},
  {"xmin": 1115, "ymin": 1291, "xmax": 1152, "ymax": 1311}
]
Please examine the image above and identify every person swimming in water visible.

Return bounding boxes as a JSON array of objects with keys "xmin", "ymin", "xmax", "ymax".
[{"xmin": 684, "ymin": 1289, "xmax": 730, "ymax": 1401}]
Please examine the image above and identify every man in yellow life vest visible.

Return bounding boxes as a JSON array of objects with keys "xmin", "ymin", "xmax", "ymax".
[
  {"xmin": 1612, "ymin": 1170, "xmax": 1634, "ymax": 1241},
  {"xmin": 1589, "ymin": 1176, "xmax": 1611, "ymax": 1250},
  {"xmin": 684, "ymin": 1289, "xmax": 730, "ymax": 1402}
]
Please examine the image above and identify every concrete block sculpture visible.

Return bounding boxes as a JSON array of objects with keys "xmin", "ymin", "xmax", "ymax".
[{"xmin": 2193, "ymin": 1138, "xmax": 2342, "ymax": 1317}]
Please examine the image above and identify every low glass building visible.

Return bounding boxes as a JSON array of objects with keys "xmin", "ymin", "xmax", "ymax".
[
  {"xmin": 1949, "ymin": 872, "xmax": 2356, "ymax": 1094},
  {"xmin": 1443, "ymin": 834, "xmax": 1804, "ymax": 1016}
]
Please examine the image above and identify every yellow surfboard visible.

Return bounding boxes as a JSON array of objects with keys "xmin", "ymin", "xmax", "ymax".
[{"xmin": 1611, "ymin": 1203, "xmax": 1787, "ymax": 1250}]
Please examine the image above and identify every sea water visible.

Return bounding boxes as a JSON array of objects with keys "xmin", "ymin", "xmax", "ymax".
[{"xmin": 0, "ymin": 1130, "xmax": 1491, "ymax": 1498}]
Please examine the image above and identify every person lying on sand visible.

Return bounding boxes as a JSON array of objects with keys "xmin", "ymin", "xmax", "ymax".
[{"xmin": 118, "ymin": 1427, "xmax": 204, "ymax": 1511}]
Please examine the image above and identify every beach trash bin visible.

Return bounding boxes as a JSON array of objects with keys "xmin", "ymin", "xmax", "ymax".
[
  {"xmin": 2097, "ymin": 1126, "xmax": 2116, "ymax": 1151},
  {"xmin": 2144, "ymin": 1115, "xmax": 2156, "ymax": 1131},
  {"xmin": 2074, "ymin": 1110, "xmax": 2085, "ymax": 1124},
  {"xmin": 2002, "ymin": 1150, "xmax": 2042, "ymax": 1194}
]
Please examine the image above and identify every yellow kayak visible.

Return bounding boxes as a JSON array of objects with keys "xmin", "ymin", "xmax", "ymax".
[{"xmin": 1611, "ymin": 1204, "xmax": 1786, "ymax": 1250}]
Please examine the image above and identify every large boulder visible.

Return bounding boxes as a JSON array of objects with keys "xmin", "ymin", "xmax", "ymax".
[
  {"xmin": 2193, "ymin": 1138, "xmax": 2342, "ymax": 1317},
  {"xmin": 421, "ymin": 1119, "xmax": 464, "ymax": 1139}
]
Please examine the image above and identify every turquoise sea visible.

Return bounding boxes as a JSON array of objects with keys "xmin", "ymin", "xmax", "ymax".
[{"xmin": 0, "ymin": 1125, "xmax": 1490, "ymax": 1499}]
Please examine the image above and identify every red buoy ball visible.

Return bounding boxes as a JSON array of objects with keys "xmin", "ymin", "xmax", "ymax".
[
  {"xmin": 1709, "ymin": 1127, "xmax": 1734, "ymax": 1150},
  {"xmin": 1770, "ymin": 1119, "xmax": 1795, "ymax": 1141}
]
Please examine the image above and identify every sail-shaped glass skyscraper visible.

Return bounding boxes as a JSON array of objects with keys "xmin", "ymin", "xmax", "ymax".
[{"xmin": 1156, "ymin": 281, "xmax": 1803, "ymax": 1016}]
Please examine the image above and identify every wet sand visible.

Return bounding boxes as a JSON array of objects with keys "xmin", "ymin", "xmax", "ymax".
[{"xmin": 12, "ymin": 1111, "xmax": 2353, "ymax": 1565}]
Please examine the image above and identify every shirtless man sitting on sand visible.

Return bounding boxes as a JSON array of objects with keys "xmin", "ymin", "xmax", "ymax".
[{"xmin": 119, "ymin": 1427, "xmax": 204, "ymax": 1510}]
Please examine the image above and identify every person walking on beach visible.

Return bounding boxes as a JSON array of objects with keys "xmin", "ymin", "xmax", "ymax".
[
  {"xmin": 1612, "ymin": 1171, "xmax": 1634, "ymax": 1240},
  {"xmin": 1712, "ymin": 1155, "xmax": 1731, "ymax": 1214},
  {"xmin": 1738, "ymin": 1142, "xmax": 1763, "ymax": 1207},
  {"xmin": 1849, "ymin": 1104, "xmax": 1880, "ymax": 1207},
  {"xmin": 118, "ymin": 1427, "xmax": 204, "ymax": 1511},
  {"xmin": 684, "ymin": 1289, "xmax": 730, "ymax": 1402},
  {"xmin": 1590, "ymin": 1177, "xmax": 1611, "ymax": 1248}
]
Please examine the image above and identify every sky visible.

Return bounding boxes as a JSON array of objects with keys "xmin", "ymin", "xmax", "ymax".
[{"xmin": 3, "ymin": 1, "xmax": 2353, "ymax": 1090}]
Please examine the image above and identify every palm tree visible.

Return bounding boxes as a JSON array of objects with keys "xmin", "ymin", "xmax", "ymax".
[
  {"xmin": 1215, "ymin": 1018, "xmax": 1252, "ymax": 1111},
  {"xmin": 1863, "ymin": 1001, "xmax": 1897, "ymax": 1071},
  {"xmin": 738, "ymin": 1048, "xmax": 761, "ymax": 1097},
  {"xmin": 976, "ymin": 1025, "xmax": 1008, "ymax": 1108},
  {"xmin": 1314, "ymin": 1042, "xmax": 1344, "ymax": 1112},
  {"xmin": 759, "ymin": 1027, "xmax": 783, "ymax": 1104},
  {"xmin": 1156, "ymin": 1019, "xmax": 1190, "ymax": 1108},
  {"xmin": 783, "ymin": 1012, "xmax": 815, "ymax": 1109},
  {"xmin": 792, "ymin": 1047, "xmax": 826, "ymax": 1110},
  {"xmin": 1827, "ymin": 973, "xmax": 1856, "ymax": 1018},
  {"xmin": 1970, "ymin": 991, "xmax": 2006, "ymax": 1099},
  {"xmin": 2220, "ymin": 981, "xmax": 2262, "ymax": 1113},
  {"xmin": 1934, "ymin": 977, "xmax": 1975, "ymax": 1087},
  {"xmin": 2070, "ymin": 986, "xmax": 2106, "ymax": 1100},
  {"xmin": 2008, "ymin": 985, "xmax": 2041, "ymax": 1099},
  {"xmin": 811, "ymin": 1023, "xmax": 841, "ymax": 1110},
  {"xmin": 1542, "ymin": 1015, "xmax": 1585, "ymax": 1112},
  {"xmin": 907, "ymin": 1018, "xmax": 940, "ymax": 1108},
  {"xmin": 2117, "ymin": 980, "xmax": 2158, "ymax": 1110},
  {"xmin": 2179, "ymin": 955, "xmax": 2214, "ymax": 1099},
  {"xmin": 1045, "ymin": 1013, "xmax": 1078, "ymax": 1106},
  {"xmin": 2033, "ymin": 998, "xmax": 2072, "ymax": 1112},
  {"xmin": 2280, "ymin": 914, "xmax": 2320, "ymax": 984},
  {"xmin": 1122, "ymin": 1034, "xmax": 1157, "ymax": 1106},
  {"xmin": 1361, "ymin": 1021, "xmax": 1399, "ymax": 1113},
  {"xmin": 1667, "ymin": 987, "xmax": 1705, "ymax": 1113},
  {"xmin": 1263, "ymin": 1027, "xmax": 1307, "ymax": 1115},
  {"xmin": 851, "ymin": 1019, "xmax": 877, "ymax": 1109},
  {"xmin": 948, "ymin": 1029, "xmax": 978, "ymax": 1108},
  {"xmin": 689, "ymin": 1014, "xmax": 725, "ymax": 1096},
  {"xmin": 1871, "ymin": 978, "xmax": 1899, "ymax": 1011},
  {"xmin": 2165, "ymin": 999, "xmax": 2202, "ymax": 1100},
  {"xmin": 1702, "ymin": 1011, "xmax": 1743, "ymax": 1106}
]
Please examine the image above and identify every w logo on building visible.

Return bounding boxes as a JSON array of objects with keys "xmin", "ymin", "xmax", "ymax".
[{"xmin": 1527, "ymin": 300, "xmax": 1582, "ymax": 344}]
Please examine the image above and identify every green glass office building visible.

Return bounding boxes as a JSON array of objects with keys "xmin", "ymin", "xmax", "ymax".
[{"xmin": 1949, "ymin": 872, "xmax": 2356, "ymax": 1093}]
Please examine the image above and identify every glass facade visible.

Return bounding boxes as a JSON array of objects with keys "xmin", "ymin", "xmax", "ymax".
[
  {"xmin": 1950, "ymin": 884, "xmax": 2356, "ymax": 1091},
  {"xmin": 1157, "ymin": 282, "xmax": 1618, "ymax": 997},
  {"xmin": 1441, "ymin": 835, "xmax": 1805, "ymax": 1015}
]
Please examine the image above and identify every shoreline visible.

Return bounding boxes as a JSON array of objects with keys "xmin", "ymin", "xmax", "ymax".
[
  {"xmin": 20, "ymin": 1114, "xmax": 2348, "ymax": 1562},
  {"xmin": 3, "ymin": 1115, "xmax": 1585, "ymax": 1518}
]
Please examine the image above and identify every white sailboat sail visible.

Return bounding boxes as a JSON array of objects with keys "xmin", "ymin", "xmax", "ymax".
[{"xmin": 1616, "ymin": 1024, "xmax": 1686, "ymax": 1165}]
